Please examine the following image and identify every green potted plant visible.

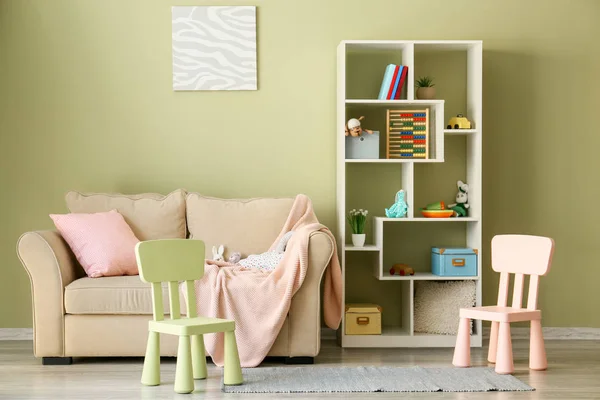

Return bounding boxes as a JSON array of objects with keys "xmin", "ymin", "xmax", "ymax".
[
  {"xmin": 415, "ymin": 76, "xmax": 436, "ymax": 100},
  {"xmin": 347, "ymin": 209, "xmax": 368, "ymax": 247}
]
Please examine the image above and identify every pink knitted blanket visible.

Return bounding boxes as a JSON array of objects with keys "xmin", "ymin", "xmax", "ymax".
[{"xmin": 184, "ymin": 194, "xmax": 342, "ymax": 367}]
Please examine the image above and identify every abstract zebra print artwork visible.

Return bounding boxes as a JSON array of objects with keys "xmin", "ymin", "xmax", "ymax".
[{"xmin": 171, "ymin": 6, "xmax": 257, "ymax": 91}]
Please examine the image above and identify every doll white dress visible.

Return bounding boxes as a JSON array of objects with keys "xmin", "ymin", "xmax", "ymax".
[{"xmin": 237, "ymin": 231, "xmax": 294, "ymax": 272}]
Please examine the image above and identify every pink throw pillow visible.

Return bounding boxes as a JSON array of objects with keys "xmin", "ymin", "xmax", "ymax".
[{"xmin": 50, "ymin": 210, "xmax": 140, "ymax": 278}]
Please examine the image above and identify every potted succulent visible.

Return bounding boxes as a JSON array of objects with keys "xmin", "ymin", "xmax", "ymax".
[
  {"xmin": 415, "ymin": 76, "xmax": 436, "ymax": 100},
  {"xmin": 347, "ymin": 209, "xmax": 368, "ymax": 247}
]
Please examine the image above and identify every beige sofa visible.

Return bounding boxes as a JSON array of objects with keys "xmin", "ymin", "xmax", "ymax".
[{"xmin": 18, "ymin": 189, "xmax": 334, "ymax": 365}]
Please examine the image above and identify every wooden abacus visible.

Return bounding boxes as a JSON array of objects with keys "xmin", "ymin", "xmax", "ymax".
[{"xmin": 386, "ymin": 109, "xmax": 429, "ymax": 159}]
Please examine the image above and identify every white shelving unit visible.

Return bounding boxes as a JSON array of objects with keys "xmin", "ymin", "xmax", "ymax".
[{"xmin": 336, "ymin": 40, "xmax": 483, "ymax": 348}]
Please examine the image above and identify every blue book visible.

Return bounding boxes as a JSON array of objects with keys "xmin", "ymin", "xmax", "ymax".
[
  {"xmin": 390, "ymin": 66, "xmax": 404, "ymax": 100},
  {"xmin": 377, "ymin": 64, "xmax": 396, "ymax": 100}
]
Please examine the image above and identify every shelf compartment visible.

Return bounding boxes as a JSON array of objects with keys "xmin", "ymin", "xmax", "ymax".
[
  {"xmin": 345, "ymin": 245, "xmax": 380, "ymax": 252},
  {"xmin": 345, "ymin": 101, "xmax": 445, "ymax": 162},
  {"xmin": 377, "ymin": 272, "xmax": 479, "ymax": 281},
  {"xmin": 345, "ymin": 162, "xmax": 409, "ymax": 243},
  {"xmin": 344, "ymin": 42, "xmax": 413, "ymax": 100},
  {"xmin": 373, "ymin": 219, "xmax": 478, "ymax": 280}
]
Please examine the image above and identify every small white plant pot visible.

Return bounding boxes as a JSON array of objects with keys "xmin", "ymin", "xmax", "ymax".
[{"xmin": 352, "ymin": 234, "xmax": 366, "ymax": 247}]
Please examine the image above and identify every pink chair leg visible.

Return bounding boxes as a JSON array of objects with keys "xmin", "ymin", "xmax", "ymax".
[
  {"xmin": 452, "ymin": 318, "xmax": 471, "ymax": 367},
  {"xmin": 529, "ymin": 319, "xmax": 547, "ymax": 371},
  {"xmin": 488, "ymin": 321, "xmax": 499, "ymax": 363},
  {"xmin": 495, "ymin": 322, "xmax": 514, "ymax": 374}
]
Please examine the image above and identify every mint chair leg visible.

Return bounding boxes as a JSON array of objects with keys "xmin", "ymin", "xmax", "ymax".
[
  {"xmin": 174, "ymin": 335, "xmax": 194, "ymax": 394},
  {"xmin": 141, "ymin": 331, "xmax": 160, "ymax": 386},
  {"xmin": 223, "ymin": 330, "xmax": 243, "ymax": 385},
  {"xmin": 191, "ymin": 334, "xmax": 207, "ymax": 380}
]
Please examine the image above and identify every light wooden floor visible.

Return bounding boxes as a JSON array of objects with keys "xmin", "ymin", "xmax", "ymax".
[{"xmin": 1, "ymin": 339, "xmax": 600, "ymax": 399}]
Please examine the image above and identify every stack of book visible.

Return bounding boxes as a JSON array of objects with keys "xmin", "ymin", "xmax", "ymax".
[{"xmin": 377, "ymin": 64, "xmax": 408, "ymax": 100}]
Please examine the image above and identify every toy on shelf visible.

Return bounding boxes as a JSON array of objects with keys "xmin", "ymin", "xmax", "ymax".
[
  {"xmin": 446, "ymin": 114, "xmax": 472, "ymax": 129},
  {"xmin": 385, "ymin": 190, "xmax": 408, "ymax": 218},
  {"xmin": 420, "ymin": 201, "xmax": 453, "ymax": 218},
  {"xmin": 386, "ymin": 109, "xmax": 429, "ymax": 159},
  {"xmin": 448, "ymin": 180, "xmax": 469, "ymax": 217},
  {"xmin": 424, "ymin": 201, "xmax": 446, "ymax": 210},
  {"xmin": 389, "ymin": 263, "xmax": 415, "ymax": 276},
  {"xmin": 345, "ymin": 116, "xmax": 374, "ymax": 137}
]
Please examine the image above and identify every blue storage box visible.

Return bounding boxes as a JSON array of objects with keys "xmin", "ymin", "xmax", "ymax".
[
  {"xmin": 431, "ymin": 247, "xmax": 477, "ymax": 277},
  {"xmin": 345, "ymin": 131, "xmax": 380, "ymax": 159}
]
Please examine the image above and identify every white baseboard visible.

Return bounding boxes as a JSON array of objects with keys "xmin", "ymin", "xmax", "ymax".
[
  {"xmin": 482, "ymin": 326, "xmax": 600, "ymax": 340},
  {"xmin": 321, "ymin": 327, "xmax": 600, "ymax": 342},
  {"xmin": 0, "ymin": 328, "xmax": 33, "ymax": 340}
]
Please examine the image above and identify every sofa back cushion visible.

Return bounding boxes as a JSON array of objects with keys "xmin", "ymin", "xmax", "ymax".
[
  {"xmin": 65, "ymin": 189, "xmax": 187, "ymax": 240},
  {"xmin": 186, "ymin": 193, "xmax": 294, "ymax": 259}
]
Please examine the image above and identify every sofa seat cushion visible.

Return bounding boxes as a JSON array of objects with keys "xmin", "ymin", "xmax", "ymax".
[
  {"xmin": 64, "ymin": 276, "xmax": 186, "ymax": 315},
  {"xmin": 65, "ymin": 189, "xmax": 187, "ymax": 241},
  {"xmin": 186, "ymin": 193, "xmax": 294, "ymax": 259}
]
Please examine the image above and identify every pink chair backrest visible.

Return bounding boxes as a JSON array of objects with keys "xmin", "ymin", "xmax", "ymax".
[{"xmin": 491, "ymin": 234, "xmax": 555, "ymax": 310}]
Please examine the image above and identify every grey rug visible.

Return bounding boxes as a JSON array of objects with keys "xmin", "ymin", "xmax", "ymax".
[{"xmin": 222, "ymin": 366, "xmax": 534, "ymax": 393}]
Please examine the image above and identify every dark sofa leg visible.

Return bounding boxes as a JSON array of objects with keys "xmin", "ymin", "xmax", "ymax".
[
  {"xmin": 42, "ymin": 357, "xmax": 73, "ymax": 365},
  {"xmin": 284, "ymin": 356, "xmax": 314, "ymax": 365}
]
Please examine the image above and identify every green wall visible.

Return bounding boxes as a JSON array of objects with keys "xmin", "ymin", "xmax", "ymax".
[{"xmin": 1, "ymin": 0, "xmax": 599, "ymax": 328}]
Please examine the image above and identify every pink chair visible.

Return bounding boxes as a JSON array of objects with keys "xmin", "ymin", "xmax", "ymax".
[{"xmin": 452, "ymin": 234, "xmax": 555, "ymax": 374}]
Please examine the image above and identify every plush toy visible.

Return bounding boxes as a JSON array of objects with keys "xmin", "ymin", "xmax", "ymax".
[
  {"xmin": 448, "ymin": 180, "xmax": 469, "ymax": 217},
  {"xmin": 237, "ymin": 231, "xmax": 295, "ymax": 271},
  {"xmin": 385, "ymin": 190, "xmax": 408, "ymax": 218},
  {"xmin": 228, "ymin": 252, "xmax": 241, "ymax": 264},
  {"xmin": 345, "ymin": 116, "xmax": 374, "ymax": 137},
  {"xmin": 212, "ymin": 245, "xmax": 225, "ymax": 262},
  {"xmin": 389, "ymin": 263, "xmax": 414, "ymax": 276}
]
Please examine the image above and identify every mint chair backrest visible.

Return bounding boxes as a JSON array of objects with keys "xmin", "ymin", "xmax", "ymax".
[{"xmin": 135, "ymin": 239, "xmax": 205, "ymax": 321}]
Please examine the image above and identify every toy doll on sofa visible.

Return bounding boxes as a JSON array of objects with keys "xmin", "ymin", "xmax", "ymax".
[{"xmin": 223, "ymin": 231, "xmax": 295, "ymax": 272}]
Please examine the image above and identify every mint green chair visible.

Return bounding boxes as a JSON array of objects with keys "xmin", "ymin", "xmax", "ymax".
[{"xmin": 135, "ymin": 239, "xmax": 243, "ymax": 394}]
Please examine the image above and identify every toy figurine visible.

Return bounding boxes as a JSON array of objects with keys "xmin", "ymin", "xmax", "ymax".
[
  {"xmin": 345, "ymin": 116, "xmax": 374, "ymax": 137},
  {"xmin": 446, "ymin": 114, "xmax": 472, "ymax": 129},
  {"xmin": 424, "ymin": 201, "xmax": 446, "ymax": 210},
  {"xmin": 448, "ymin": 180, "xmax": 469, "ymax": 217},
  {"xmin": 385, "ymin": 190, "xmax": 408, "ymax": 218},
  {"xmin": 228, "ymin": 252, "xmax": 241, "ymax": 264},
  {"xmin": 212, "ymin": 245, "xmax": 225, "ymax": 261},
  {"xmin": 390, "ymin": 263, "xmax": 415, "ymax": 276}
]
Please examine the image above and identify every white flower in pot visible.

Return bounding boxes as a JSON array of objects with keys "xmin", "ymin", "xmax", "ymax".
[{"xmin": 347, "ymin": 209, "xmax": 368, "ymax": 247}]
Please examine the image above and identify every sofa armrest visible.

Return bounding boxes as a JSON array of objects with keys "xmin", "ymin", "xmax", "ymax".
[
  {"xmin": 17, "ymin": 230, "xmax": 81, "ymax": 357},
  {"xmin": 288, "ymin": 231, "xmax": 335, "ymax": 356}
]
